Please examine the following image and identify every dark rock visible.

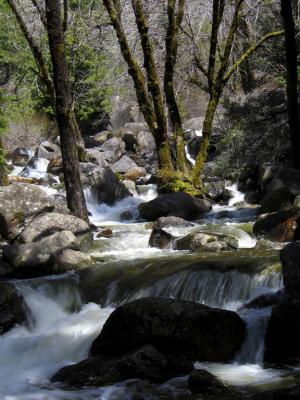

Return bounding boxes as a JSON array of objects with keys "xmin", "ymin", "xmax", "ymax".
[
  {"xmin": 280, "ymin": 242, "xmax": 300, "ymax": 299},
  {"xmin": 204, "ymin": 180, "xmax": 227, "ymax": 202},
  {"xmin": 187, "ymin": 137, "xmax": 202, "ymax": 160},
  {"xmin": 153, "ymin": 216, "xmax": 193, "ymax": 230},
  {"xmin": 111, "ymin": 156, "xmax": 138, "ymax": 173},
  {"xmin": 90, "ymin": 297, "xmax": 246, "ymax": 362},
  {"xmin": 253, "ymin": 208, "xmax": 300, "ymax": 242},
  {"xmin": 149, "ymin": 228, "xmax": 173, "ymax": 249},
  {"xmin": 0, "ymin": 282, "xmax": 26, "ymax": 334},
  {"xmin": 46, "ymin": 156, "xmax": 63, "ymax": 175},
  {"xmin": 245, "ymin": 191, "xmax": 262, "ymax": 205},
  {"xmin": 237, "ymin": 165, "xmax": 259, "ymax": 192},
  {"xmin": 123, "ymin": 132, "xmax": 138, "ymax": 152},
  {"xmin": 52, "ymin": 344, "xmax": 193, "ymax": 387},
  {"xmin": 96, "ymin": 228, "xmax": 113, "ymax": 238},
  {"xmin": 239, "ymin": 290, "xmax": 284, "ymax": 310},
  {"xmin": 138, "ymin": 192, "xmax": 212, "ymax": 221},
  {"xmin": 264, "ymin": 300, "xmax": 300, "ymax": 364},
  {"xmin": 259, "ymin": 188, "xmax": 294, "ymax": 214},
  {"xmin": 36, "ymin": 141, "xmax": 61, "ymax": 161},
  {"xmin": 188, "ymin": 369, "xmax": 232, "ymax": 396},
  {"xmin": 86, "ymin": 167, "xmax": 131, "ymax": 205},
  {"xmin": 251, "ymin": 384, "xmax": 300, "ymax": 400},
  {"xmin": 0, "ymin": 183, "xmax": 67, "ymax": 241},
  {"xmin": 259, "ymin": 163, "xmax": 281, "ymax": 193},
  {"xmin": 19, "ymin": 213, "xmax": 92, "ymax": 250},
  {"xmin": 267, "ymin": 166, "xmax": 300, "ymax": 197}
]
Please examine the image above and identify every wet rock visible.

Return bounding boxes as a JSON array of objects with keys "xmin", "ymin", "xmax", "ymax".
[
  {"xmin": 149, "ymin": 228, "xmax": 173, "ymax": 249},
  {"xmin": 138, "ymin": 192, "xmax": 212, "ymax": 221},
  {"xmin": 174, "ymin": 231, "xmax": 239, "ymax": 251},
  {"xmin": 153, "ymin": 216, "xmax": 193, "ymax": 230},
  {"xmin": 56, "ymin": 249, "xmax": 92, "ymax": 271},
  {"xmin": 0, "ymin": 282, "xmax": 26, "ymax": 334},
  {"xmin": 3, "ymin": 231, "xmax": 79, "ymax": 277},
  {"xmin": 86, "ymin": 149, "xmax": 109, "ymax": 167},
  {"xmin": 259, "ymin": 188, "xmax": 294, "ymax": 214},
  {"xmin": 111, "ymin": 156, "xmax": 138, "ymax": 173},
  {"xmin": 280, "ymin": 242, "xmax": 300, "ymax": 299},
  {"xmin": 187, "ymin": 137, "xmax": 202, "ymax": 160},
  {"xmin": 253, "ymin": 208, "xmax": 300, "ymax": 242},
  {"xmin": 251, "ymin": 383, "xmax": 300, "ymax": 400},
  {"xmin": 96, "ymin": 228, "xmax": 113, "ymax": 238},
  {"xmin": 264, "ymin": 300, "xmax": 300, "ymax": 364},
  {"xmin": 204, "ymin": 179, "xmax": 230, "ymax": 202},
  {"xmin": 86, "ymin": 167, "xmax": 131, "ymax": 205},
  {"xmin": 244, "ymin": 191, "xmax": 262, "ymax": 205},
  {"xmin": 124, "ymin": 166, "xmax": 146, "ymax": 181},
  {"xmin": 0, "ymin": 183, "xmax": 66, "ymax": 241},
  {"xmin": 90, "ymin": 297, "xmax": 246, "ymax": 362},
  {"xmin": 10, "ymin": 147, "xmax": 32, "ymax": 166},
  {"xmin": 239, "ymin": 290, "xmax": 284, "ymax": 310},
  {"xmin": 52, "ymin": 344, "xmax": 193, "ymax": 387},
  {"xmin": 19, "ymin": 213, "xmax": 92, "ymax": 250},
  {"xmin": 36, "ymin": 141, "xmax": 61, "ymax": 161},
  {"xmin": 46, "ymin": 156, "xmax": 63, "ymax": 175},
  {"xmin": 188, "ymin": 369, "xmax": 232, "ymax": 396}
]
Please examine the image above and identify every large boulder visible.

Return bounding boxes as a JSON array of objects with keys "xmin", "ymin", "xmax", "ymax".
[
  {"xmin": 19, "ymin": 213, "xmax": 92, "ymax": 250},
  {"xmin": 0, "ymin": 282, "xmax": 26, "ymax": 334},
  {"xmin": 86, "ymin": 149, "xmax": 109, "ymax": 167},
  {"xmin": 253, "ymin": 208, "xmax": 300, "ymax": 242},
  {"xmin": 2, "ymin": 231, "xmax": 80, "ymax": 277},
  {"xmin": 280, "ymin": 242, "xmax": 300, "ymax": 299},
  {"xmin": 0, "ymin": 183, "xmax": 67, "ymax": 241},
  {"xmin": 174, "ymin": 231, "xmax": 239, "ymax": 252},
  {"xmin": 52, "ymin": 344, "xmax": 193, "ymax": 387},
  {"xmin": 259, "ymin": 187, "xmax": 294, "ymax": 214},
  {"xmin": 55, "ymin": 249, "xmax": 92, "ymax": 271},
  {"xmin": 153, "ymin": 216, "xmax": 193, "ymax": 230},
  {"xmin": 138, "ymin": 192, "xmax": 211, "ymax": 221},
  {"xmin": 86, "ymin": 167, "xmax": 131, "ymax": 205},
  {"xmin": 90, "ymin": 298, "xmax": 246, "ymax": 362},
  {"xmin": 264, "ymin": 300, "xmax": 300, "ymax": 364},
  {"xmin": 267, "ymin": 166, "xmax": 300, "ymax": 197},
  {"xmin": 101, "ymin": 138, "xmax": 125, "ymax": 163},
  {"xmin": 36, "ymin": 141, "xmax": 61, "ymax": 161}
]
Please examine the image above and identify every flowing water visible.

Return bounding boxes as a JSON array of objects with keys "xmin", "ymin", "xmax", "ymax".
[{"xmin": 2, "ymin": 164, "xmax": 298, "ymax": 399}]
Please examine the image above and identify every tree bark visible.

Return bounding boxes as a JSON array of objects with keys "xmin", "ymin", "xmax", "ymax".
[
  {"xmin": 281, "ymin": 0, "xmax": 300, "ymax": 170},
  {"xmin": 44, "ymin": 0, "xmax": 89, "ymax": 222},
  {"xmin": 0, "ymin": 137, "xmax": 8, "ymax": 187}
]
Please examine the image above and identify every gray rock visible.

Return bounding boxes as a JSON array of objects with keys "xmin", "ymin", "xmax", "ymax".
[
  {"xmin": 87, "ymin": 149, "xmax": 109, "ymax": 167},
  {"xmin": 56, "ymin": 249, "xmax": 92, "ymax": 270},
  {"xmin": 0, "ymin": 183, "xmax": 67, "ymax": 241},
  {"xmin": 10, "ymin": 147, "xmax": 32, "ymax": 166},
  {"xmin": 111, "ymin": 156, "xmax": 138, "ymax": 173},
  {"xmin": 101, "ymin": 138, "xmax": 125, "ymax": 162},
  {"xmin": 19, "ymin": 213, "xmax": 92, "ymax": 250},
  {"xmin": 149, "ymin": 228, "xmax": 173, "ymax": 249},
  {"xmin": 36, "ymin": 141, "xmax": 61, "ymax": 161},
  {"xmin": 93, "ymin": 131, "xmax": 108, "ymax": 145},
  {"xmin": 174, "ymin": 231, "xmax": 238, "ymax": 251},
  {"xmin": 153, "ymin": 216, "xmax": 194, "ymax": 230},
  {"xmin": 137, "ymin": 131, "xmax": 156, "ymax": 154}
]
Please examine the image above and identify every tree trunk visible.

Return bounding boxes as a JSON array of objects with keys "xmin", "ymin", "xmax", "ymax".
[
  {"xmin": 44, "ymin": 0, "xmax": 89, "ymax": 222},
  {"xmin": 281, "ymin": 0, "xmax": 300, "ymax": 170},
  {"xmin": 0, "ymin": 137, "xmax": 8, "ymax": 186},
  {"xmin": 192, "ymin": 94, "xmax": 219, "ymax": 187}
]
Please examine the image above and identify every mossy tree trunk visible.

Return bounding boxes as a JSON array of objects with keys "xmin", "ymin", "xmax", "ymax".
[
  {"xmin": 6, "ymin": 0, "xmax": 87, "ymax": 161},
  {"xmin": 280, "ymin": 0, "xmax": 300, "ymax": 170},
  {"xmin": 191, "ymin": 0, "xmax": 283, "ymax": 187},
  {"xmin": 45, "ymin": 0, "xmax": 89, "ymax": 222}
]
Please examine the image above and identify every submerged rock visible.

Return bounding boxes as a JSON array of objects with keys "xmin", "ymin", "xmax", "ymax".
[
  {"xmin": 0, "ymin": 282, "xmax": 26, "ymax": 334},
  {"xmin": 139, "ymin": 192, "xmax": 211, "ymax": 221},
  {"xmin": 52, "ymin": 344, "xmax": 193, "ymax": 387},
  {"xmin": 90, "ymin": 297, "xmax": 246, "ymax": 362}
]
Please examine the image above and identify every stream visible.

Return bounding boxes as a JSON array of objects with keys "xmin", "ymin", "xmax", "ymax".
[{"xmin": 1, "ymin": 158, "xmax": 299, "ymax": 399}]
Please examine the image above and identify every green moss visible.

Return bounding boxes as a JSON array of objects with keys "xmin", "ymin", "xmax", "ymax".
[{"xmin": 157, "ymin": 170, "xmax": 203, "ymax": 197}]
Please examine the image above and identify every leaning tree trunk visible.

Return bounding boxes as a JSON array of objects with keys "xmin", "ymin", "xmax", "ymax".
[
  {"xmin": 45, "ymin": 0, "xmax": 89, "ymax": 222},
  {"xmin": 281, "ymin": 0, "xmax": 300, "ymax": 170}
]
